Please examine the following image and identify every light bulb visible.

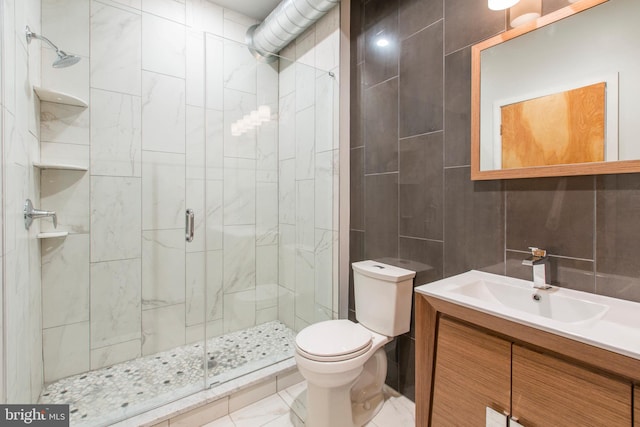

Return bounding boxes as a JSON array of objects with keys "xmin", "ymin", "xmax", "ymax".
[{"xmin": 488, "ymin": 0, "xmax": 520, "ymax": 11}]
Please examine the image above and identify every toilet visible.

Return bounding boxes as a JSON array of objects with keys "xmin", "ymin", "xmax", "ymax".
[{"xmin": 294, "ymin": 260, "xmax": 416, "ymax": 427}]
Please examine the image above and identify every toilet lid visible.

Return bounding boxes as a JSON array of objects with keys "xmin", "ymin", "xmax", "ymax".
[{"xmin": 295, "ymin": 320, "xmax": 372, "ymax": 362}]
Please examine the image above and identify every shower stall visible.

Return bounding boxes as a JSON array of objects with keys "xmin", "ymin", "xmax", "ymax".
[{"xmin": 0, "ymin": 0, "xmax": 340, "ymax": 425}]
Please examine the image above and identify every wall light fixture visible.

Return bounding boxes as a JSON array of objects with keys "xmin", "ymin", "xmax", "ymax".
[
  {"xmin": 510, "ymin": 0, "xmax": 542, "ymax": 27},
  {"xmin": 488, "ymin": 0, "xmax": 520, "ymax": 11}
]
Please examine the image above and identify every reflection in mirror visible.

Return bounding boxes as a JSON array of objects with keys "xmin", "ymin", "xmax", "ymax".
[{"xmin": 472, "ymin": 0, "xmax": 640, "ymax": 180}]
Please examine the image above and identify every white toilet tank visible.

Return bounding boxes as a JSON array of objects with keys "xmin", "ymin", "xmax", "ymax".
[{"xmin": 352, "ymin": 260, "xmax": 416, "ymax": 337}]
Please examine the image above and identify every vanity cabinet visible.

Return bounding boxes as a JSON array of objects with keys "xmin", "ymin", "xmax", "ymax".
[
  {"xmin": 635, "ymin": 385, "xmax": 640, "ymax": 427},
  {"xmin": 431, "ymin": 318, "xmax": 510, "ymax": 425},
  {"xmin": 511, "ymin": 345, "xmax": 630, "ymax": 426},
  {"xmin": 417, "ymin": 294, "xmax": 637, "ymax": 427}
]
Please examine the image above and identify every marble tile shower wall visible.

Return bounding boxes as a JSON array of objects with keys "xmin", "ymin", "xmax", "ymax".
[
  {"xmin": 350, "ymin": 0, "xmax": 640, "ymax": 403},
  {"xmin": 37, "ymin": 0, "xmax": 283, "ymax": 385},
  {"xmin": 276, "ymin": 6, "xmax": 340, "ymax": 332},
  {"xmin": 2, "ymin": 0, "xmax": 44, "ymax": 403}
]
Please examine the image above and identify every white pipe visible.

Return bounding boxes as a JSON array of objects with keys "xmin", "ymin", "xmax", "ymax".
[{"xmin": 247, "ymin": 0, "xmax": 339, "ymax": 60}]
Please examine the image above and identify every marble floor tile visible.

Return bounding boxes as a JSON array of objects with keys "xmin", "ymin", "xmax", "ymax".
[
  {"xmin": 215, "ymin": 379, "xmax": 415, "ymax": 427},
  {"xmin": 230, "ymin": 394, "xmax": 290, "ymax": 427}
]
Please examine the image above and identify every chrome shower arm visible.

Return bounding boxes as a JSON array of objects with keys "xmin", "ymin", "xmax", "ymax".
[{"xmin": 25, "ymin": 26, "xmax": 61, "ymax": 53}]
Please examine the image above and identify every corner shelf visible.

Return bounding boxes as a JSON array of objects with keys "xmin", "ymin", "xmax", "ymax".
[
  {"xmin": 37, "ymin": 232, "xmax": 69, "ymax": 239},
  {"xmin": 33, "ymin": 86, "xmax": 88, "ymax": 108},
  {"xmin": 33, "ymin": 162, "xmax": 88, "ymax": 171}
]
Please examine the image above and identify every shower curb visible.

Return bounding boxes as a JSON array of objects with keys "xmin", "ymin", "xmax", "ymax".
[{"xmin": 109, "ymin": 358, "xmax": 299, "ymax": 427}]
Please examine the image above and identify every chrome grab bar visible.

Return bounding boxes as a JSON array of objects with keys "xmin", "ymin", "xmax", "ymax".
[{"xmin": 185, "ymin": 209, "xmax": 194, "ymax": 242}]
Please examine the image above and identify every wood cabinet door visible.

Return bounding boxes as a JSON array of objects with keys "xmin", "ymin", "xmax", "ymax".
[
  {"xmin": 512, "ymin": 344, "xmax": 632, "ymax": 426},
  {"xmin": 431, "ymin": 317, "xmax": 511, "ymax": 426},
  {"xmin": 635, "ymin": 385, "xmax": 640, "ymax": 427}
]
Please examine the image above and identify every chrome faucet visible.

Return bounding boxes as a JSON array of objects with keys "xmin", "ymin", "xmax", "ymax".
[
  {"xmin": 24, "ymin": 199, "xmax": 57, "ymax": 230},
  {"xmin": 522, "ymin": 247, "xmax": 551, "ymax": 289}
]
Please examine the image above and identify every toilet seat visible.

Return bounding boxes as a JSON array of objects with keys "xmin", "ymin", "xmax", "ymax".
[{"xmin": 295, "ymin": 320, "xmax": 373, "ymax": 362}]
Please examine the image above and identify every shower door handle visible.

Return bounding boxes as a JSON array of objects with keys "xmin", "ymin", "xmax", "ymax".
[{"xmin": 185, "ymin": 209, "xmax": 194, "ymax": 242}]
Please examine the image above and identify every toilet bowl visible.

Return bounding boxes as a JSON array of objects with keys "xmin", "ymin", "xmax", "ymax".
[{"xmin": 295, "ymin": 261, "xmax": 416, "ymax": 427}]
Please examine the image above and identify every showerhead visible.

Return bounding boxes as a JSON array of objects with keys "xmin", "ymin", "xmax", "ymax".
[
  {"xmin": 53, "ymin": 51, "xmax": 81, "ymax": 68},
  {"xmin": 25, "ymin": 25, "xmax": 81, "ymax": 68}
]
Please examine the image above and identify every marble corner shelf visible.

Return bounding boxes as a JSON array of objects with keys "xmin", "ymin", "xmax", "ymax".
[
  {"xmin": 37, "ymin": 231, "xmax": 69, "ymax": 239},
  {"xmin": 33, "ymin": 162, "xmax": 88, "ymax": 171},
  {"xmin": 33, "ymin": 86, "xmax": 88, "ymax": 108}
]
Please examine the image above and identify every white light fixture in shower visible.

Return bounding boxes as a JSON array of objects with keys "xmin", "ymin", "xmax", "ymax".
[
  {"xmin": 376, "ymin": 38, "xmax": 390, "ymax": 47},
  {"xmin": 488, "ymin": 0, "xmax": 520, "ymax": 11},
  {"xmin": 509, "ymin": 0, "xmax": 542, "ymax": 27}
]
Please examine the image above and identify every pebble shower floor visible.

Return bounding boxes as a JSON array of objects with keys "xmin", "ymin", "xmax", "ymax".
[{"xmin": 38, "ymin": 321, "xmax": 296, "ymax": 426}]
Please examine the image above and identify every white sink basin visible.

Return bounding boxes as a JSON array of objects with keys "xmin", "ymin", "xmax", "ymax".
[
  {"xmin": 415, "ymin": 270, "xmax": 640, "ymax": 360},
  {"xmin": 454, "ymin": 279, "xmax": 609, "ymax": 323}
]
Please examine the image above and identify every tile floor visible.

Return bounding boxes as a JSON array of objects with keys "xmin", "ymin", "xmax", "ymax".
[{"xmin": 202, "ymin": 380, "xmax": 415, "ymax": 427}]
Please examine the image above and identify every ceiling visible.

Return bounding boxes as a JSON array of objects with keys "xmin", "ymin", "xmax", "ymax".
[{"xmin": 212, "ymin": 0, "xmax": 282, "ymax": 20}]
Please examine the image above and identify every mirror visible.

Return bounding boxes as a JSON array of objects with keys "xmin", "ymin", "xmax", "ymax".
[{"xmin": 471, "ymin": 0, "xmax": 640, "ymax": 180}]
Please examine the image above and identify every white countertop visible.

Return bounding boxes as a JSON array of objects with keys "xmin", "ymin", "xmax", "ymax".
[{"xmin": 415, "ymin": 270, "xmax": 640, "ymax": 360}]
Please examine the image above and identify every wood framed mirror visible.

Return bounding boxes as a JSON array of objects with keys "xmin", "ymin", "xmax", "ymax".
[{"xmin": 471, "ymin": 0, "xmax": 640, "ymax": 180}]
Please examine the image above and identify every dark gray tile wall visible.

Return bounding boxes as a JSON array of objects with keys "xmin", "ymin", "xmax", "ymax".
[{"xmin": 350, "ymin": 0, "xmax": 640, "ymax": 402}]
